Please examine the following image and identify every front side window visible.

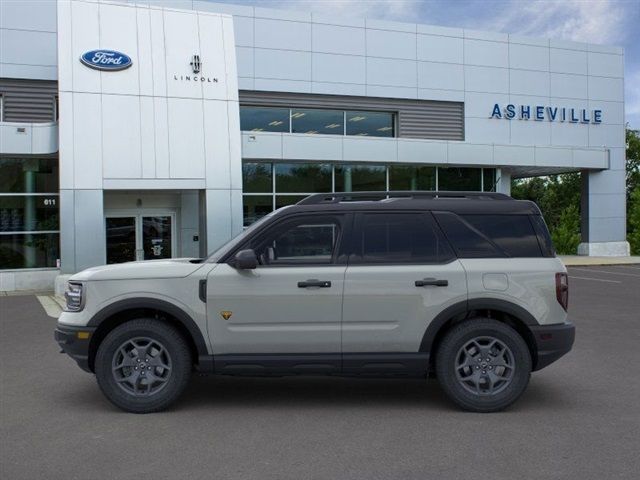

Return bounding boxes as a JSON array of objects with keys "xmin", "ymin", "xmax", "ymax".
[
  {"xmin": 249, "ymin": 215, "xmax": 342, "ymax": 266},
  {"xmin": 353, "ymin": 213, "xmax": 454, "ymax": 264}
]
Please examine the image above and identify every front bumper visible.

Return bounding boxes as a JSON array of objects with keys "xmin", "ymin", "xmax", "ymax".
[
  {"xmin": 54, "ymin": 324, "xmax": 96, "ymax": 373},
  {"xmin": 530, "ymin": 322, "xmax": 575, "ymax": 371}
]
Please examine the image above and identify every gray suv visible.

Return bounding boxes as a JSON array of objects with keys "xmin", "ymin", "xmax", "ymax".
[{"xmin": 55, "ymin": 191, "xmax": 575, "ymax": 413}]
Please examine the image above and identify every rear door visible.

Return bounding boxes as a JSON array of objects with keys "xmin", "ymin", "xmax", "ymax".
[{"xmin": 341, "ymin": 212, "xmax": 467, "ymax": 358}]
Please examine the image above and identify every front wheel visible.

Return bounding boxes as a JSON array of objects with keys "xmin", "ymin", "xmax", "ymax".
[
  {"xmin": 435, "ymin": 318, "xmax": 531, "ymax": 412},
  {"xmin": 95, "ymin": 319, "xmax": 192, "ymax": 413}
]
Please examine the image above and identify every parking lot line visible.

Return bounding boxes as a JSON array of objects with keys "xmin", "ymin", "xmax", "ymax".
[
  {"xmin": 568, "ymin": 275, "xmax": 622, "ymax": 284},
  {"xmin": 570, "ymin": 267, "xmax": 640, "ymax": 278}
]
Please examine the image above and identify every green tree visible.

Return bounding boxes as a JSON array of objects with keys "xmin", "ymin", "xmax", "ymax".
[
  {"xmin": 551, "ymin": 204, "xmax": 582, "ymax": 254},
  {"xmin": 626, "ymin": 128, "xmax": 640, "ymax": 198},
  {"xmin": 628, "ymin": 187, "xmax": 640, "ymax": 255}
]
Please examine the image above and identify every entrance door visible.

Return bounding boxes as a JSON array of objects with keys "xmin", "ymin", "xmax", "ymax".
[{"xmin": 105, "ymin": 213, "xmax": 175, "ymax": 264}]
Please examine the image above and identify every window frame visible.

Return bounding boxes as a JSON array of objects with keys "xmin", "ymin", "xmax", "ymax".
[
  {"xmin": 226, "ymin": 212, "xmax": 353, "ymax": 267},
  {"xmin": 348, "ymin": 211, "xmax": 456, "ymax": 266}
]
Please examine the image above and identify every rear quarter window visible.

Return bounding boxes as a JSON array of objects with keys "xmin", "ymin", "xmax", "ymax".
[{"xmin": 461, "ymin": 214, "xmax": 543, "ymax": 257}]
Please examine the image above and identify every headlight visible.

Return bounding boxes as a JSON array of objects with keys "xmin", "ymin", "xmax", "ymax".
[{"xmin": 64, "ymin": 282, "xmax": 84, "ymax": 312}]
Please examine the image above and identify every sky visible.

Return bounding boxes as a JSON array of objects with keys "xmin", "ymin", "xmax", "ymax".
[{"xmin": 213, "ymin": 0, "xmax": 640, "ymax": 129}]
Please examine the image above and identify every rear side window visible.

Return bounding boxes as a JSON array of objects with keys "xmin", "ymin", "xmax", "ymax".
[
  {"xmin": 352, "ymin": 213, "xmax": 455, "ymax": 264},
  {"xmin": 462, "ymin": 215, "xmax": 543, "ymax": 257},
  {"xmin": 433, "ymin": 212, "xmax": 503, "ymax": 258}
]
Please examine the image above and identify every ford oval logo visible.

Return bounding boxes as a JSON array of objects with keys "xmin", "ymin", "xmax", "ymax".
[{"xmin": 80, "ymin": 50, "xmax": 132, "ymax": 71}]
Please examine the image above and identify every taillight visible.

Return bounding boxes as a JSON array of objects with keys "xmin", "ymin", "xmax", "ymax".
[{"xmin": 555, "ymin": 272, "xmax": 569, "ymax": 311}]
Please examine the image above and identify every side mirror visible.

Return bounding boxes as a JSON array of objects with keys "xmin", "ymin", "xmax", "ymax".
[{"xmin": 234, "ymin": 249, "xmax": 258, "ymax": 270}]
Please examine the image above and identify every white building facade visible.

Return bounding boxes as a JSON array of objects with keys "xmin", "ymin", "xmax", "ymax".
[{"xmin": 0, "ymin": 0, "xmax": 629, "ymax": 291}]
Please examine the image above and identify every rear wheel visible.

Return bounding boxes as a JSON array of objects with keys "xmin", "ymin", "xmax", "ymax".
[
  {"xmin": 435, "ymin": 318, "xmax": 531, "ymax": 412},
  {"xmin": 95, "ymin": 319, "xmax": 192, "ymax": 413}
]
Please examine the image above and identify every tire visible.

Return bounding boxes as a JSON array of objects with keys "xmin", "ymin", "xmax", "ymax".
[
  {"xmin": 435, "ymin": 318, "xmax": 531, "ymax": 413},
  {"xmin": 95, "ymin": 319, "xmax": 192, "ymax": 413}
]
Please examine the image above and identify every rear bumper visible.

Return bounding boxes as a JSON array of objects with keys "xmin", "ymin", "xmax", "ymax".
[
  {"xmin": 530, "ymin": 322, "xmax": 575, "ymax": 371},
  {"xmin": 54, "ymin": 325, "xmax": 96, "ymax": 373}
]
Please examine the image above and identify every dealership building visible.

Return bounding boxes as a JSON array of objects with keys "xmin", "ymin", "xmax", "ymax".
[{"xmin": 0, "ymin": 0, "xmax": 629, "ymax": 291}]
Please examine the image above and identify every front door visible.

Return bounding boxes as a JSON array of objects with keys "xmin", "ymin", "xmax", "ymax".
[
  {"xmin": 105, "ymin": 213, "xmax": 175, "ymax": 264},
  {"xmin": 207, "ymin": 214, "xmax": 349, "ymax": 365}
]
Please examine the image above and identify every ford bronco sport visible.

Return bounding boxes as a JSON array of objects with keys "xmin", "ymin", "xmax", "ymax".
[{"xmin": 55, "ymin": 191, "xmax": 575, "ymax": 413}]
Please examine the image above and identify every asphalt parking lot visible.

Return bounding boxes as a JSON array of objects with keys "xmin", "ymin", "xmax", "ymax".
[{"xmin": 1, "ymin": 265, "xmax": 640, "ymax": 480}]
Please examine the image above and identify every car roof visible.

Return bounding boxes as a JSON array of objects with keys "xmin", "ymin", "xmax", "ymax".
[{"xmin": 274, "ymin": 191, "xmax": 541, "ymax": 217}]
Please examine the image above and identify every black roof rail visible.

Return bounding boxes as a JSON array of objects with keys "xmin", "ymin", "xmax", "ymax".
[{"xmin": 297, "ymin": 191, "xmax": 512, "ymax": 205}]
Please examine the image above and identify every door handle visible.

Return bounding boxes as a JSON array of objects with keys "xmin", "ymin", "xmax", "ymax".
[
  {"xmin": 415, "ymin": 278, "xmax": 448, "ymax": 287},
  {"xmin": 298, "ymin": 279, "xmax": 332, "ymax": 288}
]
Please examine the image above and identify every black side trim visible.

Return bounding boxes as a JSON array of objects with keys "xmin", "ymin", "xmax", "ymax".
[
  {"xmin": 199, "ymin": 280, "xmax": 207, "ymax": 303},
  {"xmin": 342, "ymin": 352, "xmax": 429, "ymax": 376},
  {"xmin": 419, "ymin": 298, "xmax": 540, "ymax": 353},
  {"xmin": 215, "ymin": 354, "xmax": 341, "ymax": 376},
  {"xmin": 87, "ymin": 298, "xmax": 209, "ymax": 357},
  {"xmin": 419, "ymin": 301, "xmax": 468, "ymax": 352},
  {"xmin": 55, "ymin": 325, "xmax": 97, "ymax": 373},
  {"xmin": 467, "ymin": 298, "xmax": 539, "ymax": 325},
  {"xmin": 530, "ymin": 322, "xmax": 575, "ymax": 371}
]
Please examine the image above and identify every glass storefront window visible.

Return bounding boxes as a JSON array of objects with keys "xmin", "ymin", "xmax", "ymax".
[
  {"xmin": 346, "ymin": 111, "xmax": 394, "ymax": 137},
  {"xmin": 243, "ymin": 195, "xmax": 273, "ymax": 227},
  {"xmin": 0, "ymin": 233, "xmax": 59, "ymax": 269},
  {"xmin": 335, "ymin": 165, "xmax": 386, "ymax": 192},
  {"xmin": 275, "ymin": 195, "xmax": 307, "ymax": 209},
  {"xmin": 242, "ymin": 163, "xmax": 273, "ymax": 193},
  {"xmin": 389, "ymin": 165, "xmax": 436, "ymax": 191},
  {"xmin": 438, "ymin": 167, "xmax": 482, "ymax": 191},
  {"xmin": 275, "ymin": 163, "xmax": 332, "ymax": 193},
  {"xmin": 0, "ymin": 196, "xmax": 59, "ymax": 232},
  {"xmin": 240, "ymin": 162, "xmax": 498, "ymax": 226},
  {"xmin": 291, "ymin": 109, "xmax": 344, "ymax": 135},
  {"xmin": 483, "ymin": 168, "xmax": 496, "ymax": 192},
  {"xmin": 0, "ymin": 158, "xmax": 59, "ymax": 193},
  {"xmin": 240, "ymin": 106, "xmax": 290, "ymax": 133}
]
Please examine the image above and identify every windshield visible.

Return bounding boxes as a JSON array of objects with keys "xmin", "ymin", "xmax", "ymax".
[{"xmin": 204, "ymin": 209, "xmax": 282, "ymax": 263}]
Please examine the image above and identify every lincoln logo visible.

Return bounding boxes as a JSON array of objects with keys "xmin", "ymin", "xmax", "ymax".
[
  {"xmin": 190, "ymin": 54, "xmax": 201, "ymax": 74},
  {"xmin": 80, "ymin": 50, "xmax": 132, "ymax": 71}
]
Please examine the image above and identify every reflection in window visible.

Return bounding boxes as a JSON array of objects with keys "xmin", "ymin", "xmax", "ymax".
[
  {"xmin": 483, "ymin": 168, "xmax": 496, "ymax": 192},
  {"xmin": 0, "ymin": 196, "xmax": 59, "ymax": 232},
  {"xmin": 275, "ymin": 195, "xmax": 307, "ymax": 209},
  {"xmin": 275, "ymin": 163, "xmax": 332, "ymax": 193},
  {"xmin": 239, "ymin": 106, "xmax": 289, "ymax": 133},
  {"xmin": 0, "ymin": 233, "xmax": 59, "ymax": 269},
  {"xmin": 242, "ymin": 163, "xmax": 272, "ymax": 193},
  {"xmin": 0, "ymin": 158, "xmax": 59, "ymax": 193},
  {"xmin": 389, "ymin": 165, "xmax": 436, "ymax": 190},
  {"xmin": 358, "ymin": 213, "xmax": 454, "ymax": 264},
  {"xmin": 291, "ymin": 109, "xmax": 343, "ymax": 135},
  {"xmin": 438, "ymin": 167, "xmax": 482, "ymax": 191},
  {"xmin": 335, "ymin": 165, "xmax": 386, "ymax": 192},
  {"xmin": 241, "ymin": 162, "xmax": 499, "ymax": 227},
  {"xmin": 253, "ymin": 217, "xmax": 341, "ymax": 265},
  {"xmin": 243, "ymin": 195, "xmax": 272, "ymax": 227},
  {"xmin": 346, "ymin": 111, "xmax": 394, "ymax": 137}
]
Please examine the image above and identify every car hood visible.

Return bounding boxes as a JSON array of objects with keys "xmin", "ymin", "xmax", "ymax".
[{"xmin": 70, "ymin": 258, "xmax": 204, "ymax": 282}]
